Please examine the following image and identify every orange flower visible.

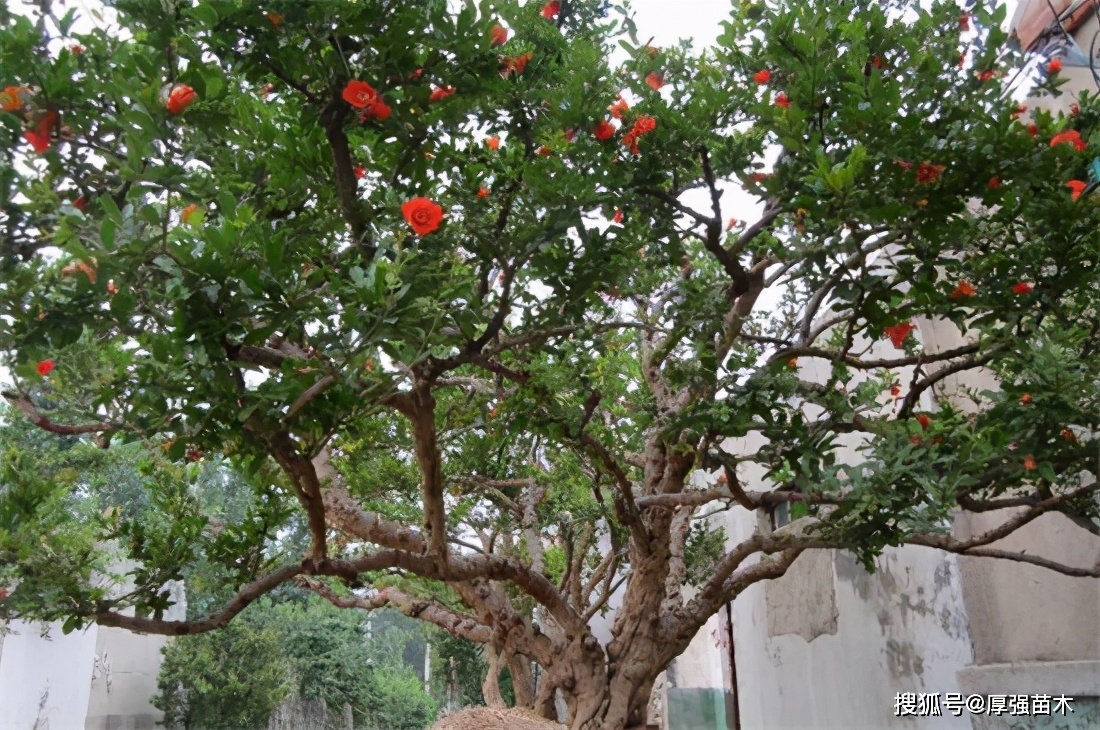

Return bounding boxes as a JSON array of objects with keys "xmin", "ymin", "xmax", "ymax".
[
  {"xmin": 402, "ymin": 197, "xmax": 444, "ymax": 235},
  {"xmin": 1023, "ymin": 455, "xmax": 1037, "ymax": 471},
  {"xmin": 1047, "ymin": 58, "xmax": 1062, "ymax": 74},
  {"xmin": 354, "ymin": 165, "xmax": 366, "ymax": 178},
  {"xmin": 645, "ymin": 72, "xmax": 664, "ymax": 91},
  {"xmin": 486, "ymin": 135, "xmax": 501, "ymax": 150},
  {"xmin": 787, "ymin": 357, "xmax": 798, "ymax": 368},
  {"xmin": 477, "ymin": 186, "xmax": 490, "ymax": 198},
  {"xmin": 37, "ymin": 359, "xmax": 55, "ymax": 376},
  {"xmin": 754, "ymin": 69, "xmax": 771, "ymax": 84},
  {"xmin": 1050, "ymin": 129, "xmax": 1086, "ymax": 152},
  {"xmin": 951, "ymin": 281, "xmax": 976, "ymax": 298},
  {"xmin": 621, "ymin": 114, "xmax": 656, "ymax": 155},
  {"xmin": 536, "ymin": 145, "xmax": 553, "ymax": 156},
  {"xmin": 490, "ymin": 24, "xmax": 509, "ymax": 47},
  {"xmin": 613, "ymin": 208, "xmax": 623, "ymax": 224},
  {"xmin": 988, "ymin": 176, "xmax": 1001, "ymax": 188},
  {"xmin": 343, "ymin": 80, "xmax": 380, "ymax": 108},
  {"xmin": 1012, "ymin": 281, "xmax": 1033, "ymax": 294},
  {"xmin": 915, "ymin": 161, "xmax": 945, "ymax": 184},
  {"xmin": 1067, "ymin": 180, "xmax": 1087, "ymax": 200},
  {"xmin": 884, "ymin": 322, "xmax": 915, "ymax": 348},
  {"xmin": 1060, "ymin": 428, "xmax": 1077, "ymax": 442},
  {"xmin": 501, "ymin": 52, "xmax": 533, "ymax": 77},
  {"xmin": 609, "ymin": 95, "xmax": 629, "ymax": 119},
  {"xmin": 774, "ymin": 92, "xmax": 789, "ymax": 108},
  {"xmin": 166, "ymin": 84, "xmax": 197, "ymax": 115},
  {"xmin": 181, "ymin": 203, "xmax": 203, "ymax": 224},
  {"xmin": 975, "ymin": 68, "xmax": 995, "ymax": 82},
  {"xmin": 0, "ymin": 85, "xmax": 29, "ymax": 112},
  {"xmin": 916, "ymin": 414, "xmax": 932, "ymax": 429},
  {"xmin": 594, "ymin": 119, "xmax": 615, "ymax": 140},
  {"xmin": 541, "ymin": 0, "xmax": 560, "ymax": 20},
  {"xmin": 1020, "ymin": 393, "xmax": 1032, "ymax": 404},
  {"xmin": 429, "ymin": 85, "xmax": 455, "ymax": 102}
]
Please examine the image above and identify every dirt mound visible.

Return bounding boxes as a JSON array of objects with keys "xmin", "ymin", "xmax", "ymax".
[{"xmin": 430, "ymin": 706, "xmax": 565, "ymax": 730}]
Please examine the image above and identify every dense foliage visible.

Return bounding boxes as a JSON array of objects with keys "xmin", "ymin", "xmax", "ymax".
[{"xmin": 2, "ymin": 0, "xmax": 1099, "ymax": 727}]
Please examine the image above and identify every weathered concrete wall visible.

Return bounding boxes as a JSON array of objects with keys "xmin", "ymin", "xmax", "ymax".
[
  {"xmin": 0, "ymin": 572, "xmax": 185, "ymax": 730},
  {"xmin": 0, "ymin": 620, "xmax": 99, "ymax": 730},
  {"xmin": 724, "ymin": 509, "xmax": 973, "ymax": 730}
]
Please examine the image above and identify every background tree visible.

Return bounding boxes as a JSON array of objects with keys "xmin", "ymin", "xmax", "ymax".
[{"xmin": 2, "ymin": 0, "xmax": 1099, "ymax": 729}]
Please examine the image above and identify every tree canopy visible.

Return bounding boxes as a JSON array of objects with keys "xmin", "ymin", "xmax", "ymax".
[{"xmin": 2, "ymin": 0, "xmax": 1099, "ymax": 728}]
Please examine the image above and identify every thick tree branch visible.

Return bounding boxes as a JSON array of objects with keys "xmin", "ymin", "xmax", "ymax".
[
  {"xmin": 94, "ymin": 564, "xmax": 303, "ymax": 635},
  {"xmin": 298, "ymin": 577, "xmax": 492, "ymax": 642},
  {"xmin": 3, "ymin": 390, "xmax": 119, "ymax": 435}
]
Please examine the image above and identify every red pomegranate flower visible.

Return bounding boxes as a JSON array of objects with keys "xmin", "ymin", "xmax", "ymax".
[
  {"xmin": 265, "ymin": 11, "xmax": 283, "ymax": 27},
  {"xmin": 754, "ymin": 69, "xmax": 771, "ymax": 84},
  {"xmin": 536, "ymin": 146, "xmax": 553, "ymax": 156},
  {"xmin": 1027, "ymin": 124, "xmax": 1039, "ymax": 136},
  {"xmin": 613, "ymin": 208, "xmax": 623, "ymax": 224},
  {"xmin": 541, "ymin": 1, "xmax": 560, "ymax": 20},
  {"xmin": 37, "ymin": 359, "xmax": 55, "ymax": 376},
  {"xmin": 1012, "ymin": 281, "xmax": 1033, "ymax": 294},
  {"xmin": 490, "ymin": 24, "xmax": 509, "ymax": 47},
  {"xmin": 915, "ymin": 161, "xmax": 945, "ymax": 185},
  {"xmin": 354, "ymin": 165, "xmax": 366, "ymax": 179},
  {"xmin": 343, "ymin": 80, "xmax": 380, "ymax": 108},
  {"xmin": 975, "ymin": 68, "xmax": 995, "ymax": 82},
  {"xmin": 1047, "ymin": 58, "xmax": 1062, "ymax": 74},
  {"xmin": 477, "ymin": 186, "xmax": 490, "ymax": 198},
  {"xmin": 884, "ymin": 322, "xmax": 916, "ymax": 348},
  {"xmin": 594, "ymin": 119, "xmax": 615, "ymax": 140},
  {"xmin": 1050, "ymin": 129, "xmax": 1086, "ymax": 152},
  {"xmin": 951, "ymin": 281, "xmax": 976, "ymax": 298},
  {"xmin": 645, "ymin": 72, "xmax": 664, "ymax": 91},
  {"xmin": 1066, "ymin": 180, "xmax": 1087, "ymax": 201},
  {"xmin": 429, "ymin": 85, "xmax": 455, "ymax": 103},
  {"xmin": 1023, "ymin": 455, "xmax": 1037, "ymax": 471},
  {"xmin": 501, "ymin": 53, "xmax": 533, "ymax": 77},
  {"xmin": 916, "ymin": 414, "xmax": 932, "ymax": 429},
  {"xmin": 166, "ymin": 84, "xmax": 197, "ymax": 115},
  {"xmin": 24, "ymin": 109, "xmax": 58, "ymax": 153},
  {"xmin": 358, "ymin": 98, "xmax": 391, "ymax": 122},
  {"xmin": 402, "ymin": 197, "xmax": 444, "ymax": 235},
  {"xmin": 774, "ymin": 92, "xmax": 790, "ymax": 108},
  {"xmin": 987, "ymin": 176, "xmax": 1001, "ymax": 189},
  {"xmin": 621, "ymin": 114, "xmax": 656, "ymax": 155},
  {"xmin": 486, "ymin": 135, "xmax": 501, "ymax": 150},
  {"xmin": 609, "ymin": 96, "xmax": 629, "ymax": 119}
]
